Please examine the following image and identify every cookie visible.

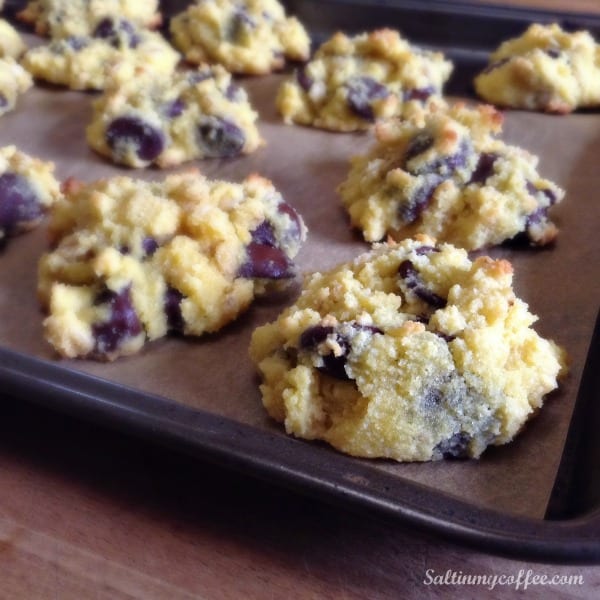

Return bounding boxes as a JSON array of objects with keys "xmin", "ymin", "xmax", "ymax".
[
  {"xmin": 0, "ymin": 58, "xmax": 33, "ymax": 117},
  {"xmin": 86, "ymin": 65, "xmax": 263, "ymax": 169},
  {"xmin": 338, "ymin": 103, "xmax": 563, "ymax": 248},
  {"xmin": 39, "ymin": 171, "xmax": 307, "ymax": 361},
  {"xmin": 250, "ymin": 236, "xmax": 567, "ymax": 462},
  {"xmin": 17, "ymin": 0, "xmax": 160, "ymax": 38},
  {"xmin": 21, "ymin": 17, "xmax": 179, "ymax": 91},
  {"xmin": 276, "ymin": 29, "xmax": 452, "ymax": 131},
  {"xmin": 474, "ymin": 23, "xmax": 600, "ymax": 113},
  {"xmin": 170, "ymin": 0, "xmax": 310, "ymax": 75},
  {"xmin": 0, "ymin": 19, "xmax": 27, "ymax": 59},
  {"xmin": 0, "ymin": 145, "xmax": 61, "ymax": 244}
]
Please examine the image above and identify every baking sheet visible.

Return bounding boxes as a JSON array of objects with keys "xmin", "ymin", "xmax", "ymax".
[{"xmin": 1, "ymin": 31, "xmax": 599, "ymax": 523}]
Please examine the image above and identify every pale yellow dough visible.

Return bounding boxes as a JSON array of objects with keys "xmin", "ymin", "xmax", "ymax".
[
  {"xmin": 0, "ymin": 58, "xmax": 33, "ymax": 117},
  {"xmin": 0, "ymin": 19, "xmax": 27, "ymax": 58}
]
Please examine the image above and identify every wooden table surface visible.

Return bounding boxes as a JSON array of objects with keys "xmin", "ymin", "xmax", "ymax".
[{"xmin": 2, "ymin": 1, "xmax": 600, "ymax": 598}]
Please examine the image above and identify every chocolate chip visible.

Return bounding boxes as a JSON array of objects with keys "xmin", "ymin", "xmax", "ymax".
[
  {"xmin": 296, "ymin": 66, "xmax": 313, "ymax": 92},
  {"xmin": 250, "ymin": 221, "xmax": 277, "ymax": 246},
  {"xmin": 164, "ymin": 98, "xmax": 186, "ymax": 119},
  {"xmin": 399, "ymin": 174, "xmax": 443, "ymax": 224},
  {"xmin": 435, "ymin": 432, "xmax": 471, "ymax": 459},
  {"xmin": 527, "ymin": 181, "xmax": 558, "ymax": 206},
  {"xmin": 228, "ymin": 10, "xmax": 256, "ymax": 41},
  {"xmin": 66, "ymin": 36, "xmax": 89, "ymax": 51},
  {"xmin": 238, "ymin": 243, "xmax": 295, "ymax": 279},
  {"xmin": 92, "ymin": 285, "xmax": 142, "ymax": 355},
  {"xmin": 94, "ymin": 18, "xmax": 140, "ymax": 48},
  {"xmin": 93, "ymin": 18, "xmax": 117, "ymax": 38},
  {"xmin": 106, "ymin": 117, "xmax": 165, "ymax": 162},
  {"xmin": 399, "ymin": 260, "xmax": 446, "ymax": 309},
  {"xmin": 300, "ymin": 323, "xmax": 382, "ymax": 380},
  {"xmin": 346, "ymin": 76, "xmax": 389, "ymax": 121},
  {"xmin": 403, "ymin": 86, "xmax": 435, "ymax": 102},
  {"xmin": 0, "ymin": 172, "xmax": 42, "ymax": 237},
  {"xmin": 188, "ymin": 70, "xmax": 214, "ymax": 84},
  {"xmin": 197, "ymin": 117, "xmax": 246, "ymax": 158},
  {"xmin": 404, "ymin": 132, "xmax": 434, "ymax": 165},
  {"xmin": 415, "ymin": 245, "xmax": 440, "ymax": 255},
  {"xmin": 164, "ymin": 286, "xmax": 185, "ymax": 333},
  {"xmin": 406, "ymin": 136, "xmax": 472, "ymax": 177},
  {"xmin": 142, "ymin": 237, "xmax": 159, "ymax": 256},
  {"xmin": 225, "ymin": 83, "xmax": 243, "ymax": 102},
  {"xmin": 469, "ymin": 152, "xmax": 499, "ymax": 184},
  {"xmin": 545, "ymin": 48, "xmax": 561, "ymax": 58}
]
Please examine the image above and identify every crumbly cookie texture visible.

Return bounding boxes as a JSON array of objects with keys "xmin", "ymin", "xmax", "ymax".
[
  {"xmin": 21, "ymin": 17, "xmax": 179, "ymax": 91},
  {"xmin": 170, "ymin": 0, "xmax": 310, "ymax": 75},
  {"xmin": 87, "ymin": 65, "xmax": 263, "ymax": 169},
  {"xmin": 0, "ymin": 145, "xmax": 62, "ymax": 243},
  {"xmin": 39, "ymin": 171, "xmax": 307, "ymax": 361},
  {"xmin": 17, "ymin": 0, "xmax": 161, "ymax": 38},
  {"xmin": 250, "ymin": 236, "xmax": 567, "ymax": 462},
  {"xmin": 474, "ymin": 23, "xmax": 600, "ymax": 113},
  {"xmin": 0, "ymin": 58, "xmax": 33, "ymax": 117},
  {"xmin": 338, "ymin": 103, "xmax": 563, "ymax": 248},
  {"xmin": 0, "ymin": 19, "xmax": 27, "ymax": 59},
  {"xmin": 276, "ymin": 29, "xmax": 453, "ymax": 132}
]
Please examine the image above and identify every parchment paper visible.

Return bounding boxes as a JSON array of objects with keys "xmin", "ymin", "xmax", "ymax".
[{"xmin": 1, "ymin": 37, "xmax": 598, "ymax": 519}]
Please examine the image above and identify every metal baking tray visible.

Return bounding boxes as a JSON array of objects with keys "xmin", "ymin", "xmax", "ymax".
[{"xmin": 1, "ymin": 0, "xmax": 599, "ymax": 562}]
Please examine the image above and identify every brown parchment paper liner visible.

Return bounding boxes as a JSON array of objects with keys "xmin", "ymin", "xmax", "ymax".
[{"xmin": 1, "ymin": 52, "xmax": 598, "ymax": 519}]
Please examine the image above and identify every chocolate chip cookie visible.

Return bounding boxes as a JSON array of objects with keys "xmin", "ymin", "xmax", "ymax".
[
  {"xmin": 474, "ymin": 23, "xmax": 600, "ymax": 113},
  {"xmin": 87, "ymin": 65, "xmax": 262, "ymax": 168},
  {"xmin": 338, "ymin": 103, "xmax": 563, "ymax": 248},
  {"xmin": 39, "ymin": 171, "xmax": 307, "ymax": 360},
  {"xmin": 170, "ymin": 0, "xmax": 310, "ymax": 75},
  {"xmin": 250, "ymin": 236, "xmax": 567, "ymax": 461}
]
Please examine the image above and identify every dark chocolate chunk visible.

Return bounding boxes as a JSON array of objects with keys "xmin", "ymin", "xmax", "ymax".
[
  {"xmin": 346, "ymin": 76, "xmax": 389, "ymax": 121},
  {"xmin": 435, "ymin": 432, "xmax": 471, "ymax": 459},
  {"xmin": 142, "ymin": 237, "xmax": 159, "ymax": 256},
  {"xmin": 197, "ymin": 117, "xmax": 245, "ymax": 157},
  {"xmin": 238, "ymin": 242, "xmax": 295, "ymax": 279},
  {"xmin": 164, "ymin": 98, "xmax": 186, "ymax": 118},
  {"xmin": 296, "ymin": 66, "xmax": 313, "ymax": 92},
  {"xmin": 399, "ymin": 174, "xmax": 443, "ymax": 224},
  {"xmin": 106, "ymin": 117, "xmax": 165, "ymax": 162},
  {"xmin": 469, "ymin": 152, "xmax": 499, "ymax": 184},
  {"xmin": 164, "ymin": 286, "xmax": 185, "ymax": 333},
  {"xmin": 399, "ymin": 260, "xmax": 446, "ymax": 309},
  {"xmin": 403, "ymin": 86, "xmax": 435, "ymax": 102},
  {"xmin": 66, "ymin": 36, "xmax": 89, "ymax": 51},
  {"xmin": 92, "ymin": 285, "xmax": 142, "ymax": 355},
  {"xmin": 300, "ymin": 323, "xmax": 382, "ymax": 380},
  {"xmin": 0, "ymin": 172, "xmax": 42, "ymax": 236}
]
